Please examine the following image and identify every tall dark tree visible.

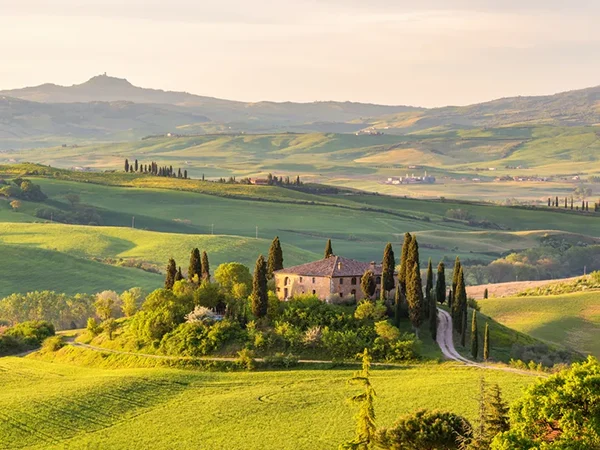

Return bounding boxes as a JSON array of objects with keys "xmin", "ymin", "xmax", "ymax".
[
  {"xmin": 425, "ymin": 258, "xmax": 433, "ymax": 301},
  {"xmin": 435, "ymin": 261, "xmax": 446, "ymax": 304},
  {"xmin": 178, "ymin": 168, "xmax": 182, "ymax": 178},
  {"xmin": 398, "ymin": 232, "xmax": 412, "ymax": 293},
  {"xmin": 461, "ymin": 305, "xmax": 467, "ymax": 347},
  {"xmin": 429, "ymin": 293, "xmax": 437, "ymax": 341},
  {"xmin": 380, "ymin": 243, "xmax": 395, "ymax": 301},
  {"xmin": 201, "ymin": 251, "xmax": 210, "ymax": 281},
  {"xmin": 393, "ymin": 285, "xmax": 402, "ymax": 327},
  {"xmin": 251, "ymin": 255, "xmax": 269, "ymax": 318},
  {"xmin": 361, "ymin": 270, "xmax": 377, "ymax": 301},
  {"xmin": 483, "ymin": 288, "xmax": 488, "ymax": 300},
  {"xmin": 267, "ymin": 236, "xmax": 284, "ymax": 279},
  {"xmin": 447, "ymin": 289, "xmax": 453, "ymax": 310},
  {"xmin": 324, "ymin": 239, "xmax": 334, "ymax": 258},
  {"xmin": 451, "ymin": 256, "xmax": 462, "ymax": 297},
  {"xmin": 175, "ymin": 266, "xmax": 184, "ymax": 282},
  {"xmin": 188, "ymin": 248, "xmax": 201, "ymax": 282},
  {"xmin": 124, "ymin": 158, "xmax": 129, "ymax": 173},
  {"xmin": 471, "ymin": 310, "xmax": 479, "ymax": 359},
  {"xmin": 184, "ymin": 170, "xmax": 188, "ymax": 179},
  {"xmin": 453, "ymin": 267, "xmax": 467, "ymax": 334},
  {"xmin": 483, "ymin": 384, "xmax": 510, "ymax": 441},
  {"xmin": 165, "ymin": 258, "xmax": 177, "ymax": 289},
  {"xmin": 134, "ymin": 159, "xmax": 138, "ymax": 172},
  {"xmin": 406, "ymin": 260, "xmax": 425, "ymax": 335},
  {"xmin": 483, "ymin": 322, "xmax": 490, "ymax": 361}
]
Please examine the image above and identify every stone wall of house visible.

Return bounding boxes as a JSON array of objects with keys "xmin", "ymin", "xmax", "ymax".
[
  {"xmin": 275, "ymin": 274, "xmax": 383, "ymax": 302},
  {"xmin": 275, "ymin": 274, "xmax": 332, "ymax": 300}
]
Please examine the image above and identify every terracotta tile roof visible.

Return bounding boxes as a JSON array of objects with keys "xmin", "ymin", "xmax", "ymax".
[{"xmin": 274, "ymin": 255, "xmax": 383, "ymax": 277}]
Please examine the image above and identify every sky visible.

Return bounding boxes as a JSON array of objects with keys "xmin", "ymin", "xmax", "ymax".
[{"xmin": 0, "ymin": 0, "xmax": 599, "ymax": 106}]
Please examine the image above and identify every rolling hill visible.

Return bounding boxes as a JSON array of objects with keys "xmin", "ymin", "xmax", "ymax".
[{"xmin": 1, "ymin": 75, "xmax": 599, "ymax": 150}]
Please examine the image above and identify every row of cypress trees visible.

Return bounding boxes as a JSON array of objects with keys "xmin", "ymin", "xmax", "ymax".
[
  {"xmin": 164, "ymin": 249, "xmax": 211, "ymax": 289},
  {"xmin": 124, "ymin": 158, "xmax": 188, "ymax": 179}
]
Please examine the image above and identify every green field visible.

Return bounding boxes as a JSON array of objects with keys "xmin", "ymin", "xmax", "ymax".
[
  {"xmin": 6, "ymin": 126, "xmax": 600, "ymax": 202},
  {"xmin": 0, "ymin": 356, "xmax": 535, "ymax": 450},
  {"xmin": 0, "ymin": 164, "xmax": 598, "ymax": 295},
  {"xmin": 479, "ymin": 291, "xmax": 600, "ymax": 357}
]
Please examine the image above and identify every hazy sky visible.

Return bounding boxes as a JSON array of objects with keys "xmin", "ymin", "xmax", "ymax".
[{"xmin": 1, "ymin": 0, "xmax": 599, "ymax": 106}]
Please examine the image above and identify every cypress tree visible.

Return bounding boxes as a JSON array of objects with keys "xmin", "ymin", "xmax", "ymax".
[
  {"xmin": 425, "ymin": 258, "xmax": 433, "ymax": 302},
  {"xmin": 134, "ymin": 159, "xmax": 138, "ymax": 172},
  {"xmin": 483, "ymin": 288, "xmax": 488, "ymax": 299},
  {"xmin": 398, "ymin": 232, "xmax": 412, "ymax": 293},
  {"xmin": 571, "ymin": 197, "xmax": 574, "ymax": 210},
  {"xmin": 484, "ymin": 384, "xmax": 510, "ymax": 441},
  {"xmin": 251, "ymin": 255, "xmax": 268, "ymax": 318},
  {"xmin": 451, "ymin": 256, "xmax": 461, "ymax": 297},
  {"xmin": 406, "ymin": 260, "xmax": 424, "ymax": 335},
  {"xmin": 471, "ymin": 310, "xmax": 479, "ymax": 359},
  {"xmin": 175, "ymin": 266, "xmax": 183, "ymax": 282},
  {"xmin": 124, "ymin": 159, "xmax": 129, "ymax": 172},
  {"xmin": 201, "ymin": 251, "xmax": 210, "ymax": 281},
  {"xmin": 380, "ymin": 243, "xmax": 395, "ymax": 301},
  {"xmin": 461, "ymin": 305, "xmax": 467, "ymax": 347},
  {"xmin": 435, "ymin": 261, "xmax": 446, "ymax": 304},
  {"xmin": 564, "ymin": 197, "xmax": 567, "ymax": 208},
  {"xmin": 178, "ymin": 168, "xmax": 182, "ymax": 178},
  {"xmin": 184, "ymin": 170, "xmax": 188, "ymax": 179},
  {"xmin": 429, "ymin": 293, "xmax": 437, "ymax": 340},
  {"xmin": 360, "ymin": 270, "xmax": 376, "ymax": 301},
  {"xmin": 454, "ymin": 267, "xmax": 467, "ymax": 334},
  {"xmin": 267, "ymin": 236, "xmax": 284, "ymax": 279},
  {"xmin": 165, "ymin": 258, "xmax": 177, "ymax": 289},
  {"xmin": 447, "ymin": 289, "xmax": 453, "ymax": 310},
  {"xmin": 547, "ymin": 197, "xmax": 551, "ymax": 207},
  {"xmin": 393, "ymin": 285, "xmax": 402, "ymax": 327},
  {"xmin": 188, "ymin": 248, "xmax": 201, "ymax": 282},
  {"xmin": 483, "ymin": 322, "xmax": 490, "ymax": 361},
  {"xmin": 555, "ymin": 196, "xmax": 559, "ymax": 207},
  {"xmin": 324, "ymin": 239, "xmax": 334, "ymax": 258}
]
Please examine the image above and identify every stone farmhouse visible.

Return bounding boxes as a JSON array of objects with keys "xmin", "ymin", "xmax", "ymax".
[{"xmin": 274, "ymin": 255, "xmax": 385, "ymax": 301}]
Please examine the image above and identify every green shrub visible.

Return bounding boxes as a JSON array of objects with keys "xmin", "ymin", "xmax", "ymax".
[
  {"xmin": 375, "ymin": 409, "xmax": 473, "ymax": 449},
  {"xmin": 321, "ymin": 328, "xmax": 368, "ymax": 359},
  {"xmin": 236, "ymin": 348, "xmax": 256, "ymax": 371},
  {"xmin": 160, "ymin": 320, "xmax": 244, "ymax": 357},
  {"xmin": 354, "ymin": 300, "xmax": 387, "ymax": 321},
  {"xmin": 41, "ymin": 335, "xmax": 65, "ymax": 352},
  {"xmin": 0, "ymin": 320, "xmax": 55, "ymax": 355}
]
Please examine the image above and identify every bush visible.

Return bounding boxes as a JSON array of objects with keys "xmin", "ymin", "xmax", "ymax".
[
  {"xmin": 492, "ymin": 356, "xmax": 600, "ymax": 449},
  {"xmin": 326, "ymin": 293, "xmax": 355, "ymax": 306},
  {"xmin": 236, "ymin": 348, "xmax": 256, "ymax": 371},
  {"xmin": 375, "ymin": 409, "xmax": 473, "ymax": 449},
  {"xmin": 354, "ymin": 301, "xmax": 387, "ymax": 321},
  {"xmin": 0, "ymin": 320, "xmax": 55, "ymax": 355},
  {"xmin": 41, "ymin": 335, "xmax": 65, "ymax": 352},
  {"xmin": 160, "ymin": 320, "xmax": 244, "ymax": 357},
  {"xmin": 321, "ymin": 328, "xmax": 368, "ymax": 359},
  {"xmin": 467, "ymin": 298, "xmax": 481, "ymax": 311},
  {"xmin": 86, "ymin": 317, "xmax": 101, "ymax": 337}
]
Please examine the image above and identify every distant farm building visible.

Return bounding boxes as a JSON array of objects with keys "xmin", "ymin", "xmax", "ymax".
[
  {"xmin": 250, "ymin": 178, "xmax": 269, "ymax": 185},
  {"xmin": 274, "ymin": 255, "xmax": 385, "ymax": 301},
  {"xmin": 386, "ymin": 172, "xmax": 436, "ymax": 185}
]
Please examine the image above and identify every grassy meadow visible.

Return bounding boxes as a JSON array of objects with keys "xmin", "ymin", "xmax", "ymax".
[
  {"xmin": 0, "ymin": 356, "xmax": 536, "ymax": 450},
  {"xmin": 0, "ymin": 164, "xmax": 597, "ymax": 295},
  {"xmin": 479, "ymin": 291, "xmax": 600, "ymax": 358},
  {"xmin": 5, "ymin": 126, "xmax": 600, "ymax": 201}
]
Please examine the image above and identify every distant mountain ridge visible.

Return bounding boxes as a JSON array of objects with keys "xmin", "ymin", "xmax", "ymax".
[
  {"xmin": 0, "ymin": 74, "xmax": 418, "ymax": 124},
  {"xmin": 0, "ymin": 74, "xmax": 599, "ymax": 148}
]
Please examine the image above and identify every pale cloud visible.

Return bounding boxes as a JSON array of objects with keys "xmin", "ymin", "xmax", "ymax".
[{"xmin": 0, "ymin": 0, "xmax": 598, "ymax": 106}]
